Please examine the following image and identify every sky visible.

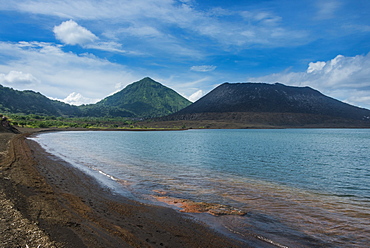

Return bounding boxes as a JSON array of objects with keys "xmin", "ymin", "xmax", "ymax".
[{"xmin": 0, "ymin": 0, "xmax": 370, "ymax": 108}]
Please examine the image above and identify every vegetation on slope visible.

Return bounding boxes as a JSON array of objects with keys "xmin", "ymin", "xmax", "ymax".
[
  {"xmin": 0, "ymin": 77, "xmax": 191, "ymax": 119},
  {"xmin": 95, "ymin": 77, "xmax": 192, "ymax": 118},
  {"xmin": 0, "ymin": 85, "xmax": 80, "ymax": 117}
]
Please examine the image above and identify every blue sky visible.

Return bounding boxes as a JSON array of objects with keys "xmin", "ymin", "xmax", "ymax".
[{"xmin": 0, "ymin": 0, "xmax": 370, "ymax": 108}]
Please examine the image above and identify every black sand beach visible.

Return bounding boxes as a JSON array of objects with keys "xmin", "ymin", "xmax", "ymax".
[{"xmin": 0, "ymin": 129, "xmax": 254, "ymax": 247}]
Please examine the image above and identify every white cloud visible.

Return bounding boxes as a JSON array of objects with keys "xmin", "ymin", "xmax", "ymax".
[
  {"xmin": 0, "ymin": 41, "xmax": 138, "ymax": 104},
  {"xmin": 188, "ymin": 90, "xmax": 203, "ymax": 102},
  {"xmin": 61, "ymin": 92, "xmax": 99, "ymax": 106},
  {"xmin": 248, "ymin": 53, "xmax": 370, "ymax": 109},
  {"xmin": 241, "ymin": 11, "xmax": 282, "ymax": 25},
  {"xmin": 307, "ymin": 61, "xmax": 326, "ymax": 73},
  {"xmin": 53, "ymin": 20, "xmax": 98, "ymax": 46},
  {"xmin": 53, "ymin": 20, "xmax": 130, "ymax": 54},
  {"xmin": 346, "ymin": 92, "xmax": 370, "ymax": 106},
  {"xmin": 190, "ymin": 65, "xmax": 216, "ymax": 72},
  {"xmin": 0, "ymin": 70, "xmax": 40, "ymax": 86},
  {"xmin": 2, "ymin": 1, "xmax": 309, "ymax": 49},
  {"xmin": 120, "ymin": 25, "xmax": 162, "ymax": 38},
  {"xmin": 85, "ymin": 41, "xmax": 128, "ymax": 54}
]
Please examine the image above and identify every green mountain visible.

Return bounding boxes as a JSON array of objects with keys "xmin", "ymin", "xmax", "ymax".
[
  {"xmin": 92, "ymin": 77, "xmax": 192, "ymax": 118},
  {"xmin": 0, "ymin": 77, "xmax": 191, "ymax": 118},
  {"xmin": 0, "ymin": 84, "xmax": 80, "ymax": 116}
]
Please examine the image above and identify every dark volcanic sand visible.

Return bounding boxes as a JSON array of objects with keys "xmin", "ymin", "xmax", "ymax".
[{"xmin": 0, "ymin": 130, "xmax": 251, "ymax": 247}]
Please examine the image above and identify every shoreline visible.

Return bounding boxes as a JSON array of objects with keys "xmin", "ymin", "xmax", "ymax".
[
  {"xmin": 2, "ymin": 127, "xmax": 370, "ymax": 247},
  {"xmin": 0, "ymin": 130, "xmax": 255, "ymax": 247}
]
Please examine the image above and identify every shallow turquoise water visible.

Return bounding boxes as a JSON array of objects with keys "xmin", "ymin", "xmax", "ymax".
[{"xmin": 31, "ymin": 129, "xmax": 370, "ymax": 247}]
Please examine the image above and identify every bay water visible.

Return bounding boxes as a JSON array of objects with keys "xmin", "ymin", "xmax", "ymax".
[{"xmin": 30, "ymin": 129, "xmax": 370, "ymax": 247}]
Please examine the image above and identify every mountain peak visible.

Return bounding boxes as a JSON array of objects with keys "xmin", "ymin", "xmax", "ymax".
[
  {"xmin": 167, "ymin": 82, "xmax": 370, "ymax": 125},
  {"xmin": 124, "ymin": 77, "xmax": 166, "ymax": 91},
  {"xmin": 141, "ymin": 76, "xmax": 156, "ymax": 81},
  {"xmin": 137, "ymin": 77, "xmax": 158, "ymax": 84},
  {"xmin": 96, "ymin": 78, "xmax": 191, "ymax": 118}
]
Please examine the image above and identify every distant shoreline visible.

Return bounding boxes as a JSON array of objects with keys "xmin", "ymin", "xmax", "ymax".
[
  {"xmin": 14, "ymin": 125, "xmax": 370, "ymax": 137},
  {"xmin": 17, "ymin": 126, "xmax": 188, "ymax": 133}
]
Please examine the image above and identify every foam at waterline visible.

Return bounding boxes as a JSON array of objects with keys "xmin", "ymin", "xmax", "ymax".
[
  {"xmin": 28, "ymin": 135, "xmax": 137, "ymax": 198},
  {"xmin": 95, "ymin": 168, "xmax": 118, "ymax": 181}
]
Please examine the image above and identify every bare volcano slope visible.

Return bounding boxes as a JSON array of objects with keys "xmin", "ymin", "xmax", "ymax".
[{"xmin": 162, "ymin": 83, "xmax": 370, "ymax": 127}]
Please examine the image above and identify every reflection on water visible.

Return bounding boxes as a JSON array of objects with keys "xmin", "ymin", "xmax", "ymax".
[{"xmin": 30, "ymin": 129, "xmax": 370, "ymax": 247}]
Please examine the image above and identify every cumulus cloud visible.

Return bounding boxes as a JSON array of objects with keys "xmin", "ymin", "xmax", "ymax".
[
  {"xmin": 61, "ymin": 92, "xmax": 99, "ymax": 106},
  {"xmin": 53, "ymin": 20, "xmax": 130, "ymax": 54},
  {"xmin": 248, "ymin": 53, "xmax": 370, "ymax": 109},
  {"xmin": 307, "ymin": 61, "xmax": 326, "ymax": 73},
  {"xmin": 0, "ymin": 70, "xmax": 40, "ymax": 86},
  {"xmin": 188, "ymin": 90, "xmax": 203, "ymax": 102},
  {"xmin": 53, "ymin": 20, "xmax": 98, "ymax": 46},
  {"xmin": 190, "ymin": 65, "xmax": 216, "ymax": 72},
  {"xmin": 0, "ymin": 41, "xmax": 138, "ymax": 104},
  {"xmin": 4, "ymin": 1, "xmax": 308, "ymax": 49}
]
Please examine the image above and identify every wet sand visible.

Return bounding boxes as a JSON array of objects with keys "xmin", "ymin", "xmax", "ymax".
[{"xmin": 0, "ymin": 130, "xmax": 251, "ymax": 247}]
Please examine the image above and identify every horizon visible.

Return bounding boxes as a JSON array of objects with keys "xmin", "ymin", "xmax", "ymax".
[
  {"xmin": 0, "ymin": 1, "xmax": 370, "ymax": 108},
  {"xmin": 5, "ymin": 77, "xmax": 370, "ymax": 112}
]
